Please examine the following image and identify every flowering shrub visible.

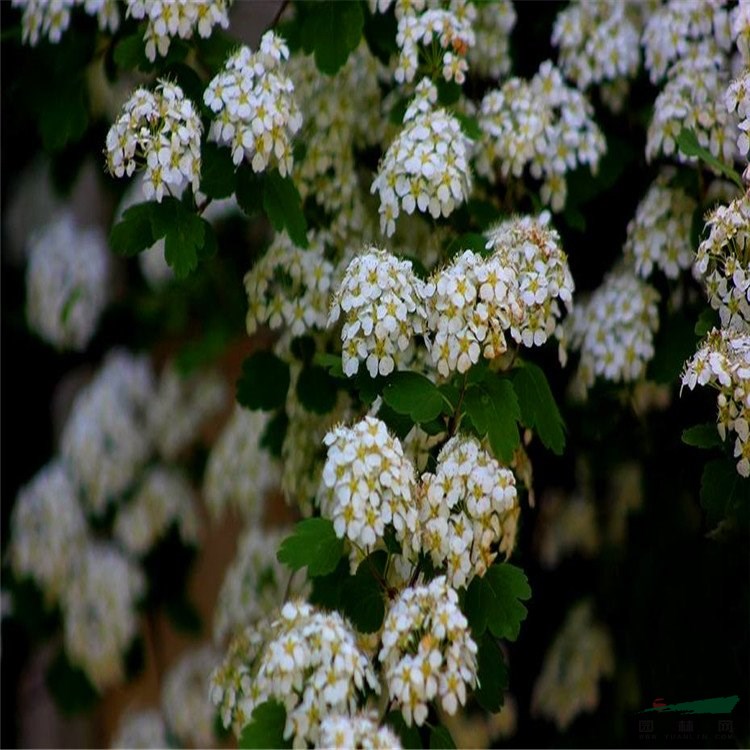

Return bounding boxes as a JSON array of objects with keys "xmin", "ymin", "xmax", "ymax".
[{"xmin": 2, "ymin": 1, "xmax": 749, "ymax": 748}]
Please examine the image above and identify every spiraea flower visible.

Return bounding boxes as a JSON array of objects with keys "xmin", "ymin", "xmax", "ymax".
[
  {"xmin": 319, "ymin": 712, "xmax": 402, "ymax": 750},
  {"xmin": 320, "ymin": 417, "xmax": 419, "ymax": 564},
  {"xmin": 105, "ymin": 80, "xmax": 202, "ymax": 202},
  {"xmin": 372, "ymin": 78, "xmax": 472, "ymax": 237},
  {"xmin": 245, "ymin": 233, "xmax": 333, "ymax": 338},
  {"xmin": 726, "ymin": 70, "xmax": 750, "ymax": 159},
  {"xmin": 125, "ymin": 0, "xmax": 230, "ymax": 62},
  {"xmin": 162, "ymin": 645, "xmax": 220, "ymax": 748},
  {"xmin": 14, "ymin": 0, "xmax": 119, "ymax": 46},
  {"xmin": 328, "ymin": 248, "xmax": 429, "ymax": 378},
  {"xmin": 379, "ymin": 576, "xmax": 478, "ymax": 726},
  {"xmin": 467, "ymin": 0, "xmax": 515, "ymax": 81},
  {"xmin": 425, "ymin": 249, "xmax": 521, "ymax": 377},
  {"xmin": 531, "ymin": 600, "xmax": 614, "ymax": 731},
  {"xmin": 623, "ymin": 170, "xmax": 697, "ymax": 280},
  {"xmin": 113, "ymin": 467, "xmax": 199, "ymax": 557},
  {"xmin": 733, "ymin": 1, "xmax": 750, "ymax": 65},
  {"xmin": 683, "ymin": 328, "xmax": 750, "ymax": 476},
  {"xmin": 62, "ymin": 542, "xmax": 145, "ymax": 690},
  {"xmin": 25, "ymin": 212, "xmax": 110, "ymax": 352},
  {"xmin": 485, "ymin": 213, "xmax": 575, "ymax": 348},
  {"xmin": 560, "ymin": 268, "xmax": 660, "ymax": 395},
  {"xmin": 111, "ymin": 709, "xmax": 169, "ymax": 749},
  {"xmin": 9, "ymin": 461, "xmax": 86, "ymax": 605},
  {"xmin": 220, "ymin": 600, "xmax": 379, "ymax": 747},
  {"xmin": 419, "ymin": 436, "xmax": 518, "ymax": 588},
  {"xmin": 694, "ymin": 193, "xmax": 750, "ymax": 331},
  {"xmin": 204, "ymin": 32, "xmax": 301, "ymax": 175},
  {"xmin": 477, "ymin": 61, "xmax": 606, "ymax": 212},
  {"xmin": 203, "ymin": 405, "xmax": 281, "ymax": 521}
]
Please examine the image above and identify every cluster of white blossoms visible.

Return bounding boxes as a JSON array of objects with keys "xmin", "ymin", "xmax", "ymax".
[
  {"xmin": 623, "ymin": 170, "xmax": 697, "ymax": 280},
  {"xmin": 61, "ymin": 350, "xmax": 155, "ymax": 515},
  {"xmin": 419, "ymin": 436, "xmax": 517, "ymax": 588},
  {"xmin": 125, "ymin": 0, "xmax": 230, "ymax": 62},
  {"xmin": 110, "ymin": 709, "xmax": 169, "ymax": 749},
  {"xmin": 531, "ymin": 600, "xmax": 614, "ymax": 731},
  {"xmin": 25, "ymin": 212, "xmax": 110, "ymax": 352},
  {"xmin": 204, "ymin": 32, "xmax": 302, "ymax": 175},
  {"xmin": 245, "ymin": 233, "xmax": 333, "ymax": 339},
  {"xmin": 147, "ymin": 363, "xmax": 227, "ymax": 460},
  {"xmin": 379, "ymin": 576, "xmax": 477, "ymax": 726},
  {"xmin": 694, "ymin": 194, "xmax": 750, "ymax": 331},
  {"xmin": 9, "ymin": 461, "xmax": 86, "ymax": 605},
  {"xmin": 320, "ymin": 417, "xmax": 419, "ymax": 566},
  {"xmin": 726, "ymin": 70, "xmax": 750, "ymax": 163},
  {"xmin": 105, "ymin": 80, "xmax": 202, "ymax": 202},
  {"xmin": 329, "ymin": 248, "xmax": 429, "ymax": 378},
  {"xmin": 646, "ymin": 55, "xmax": 737, "ymax": 165},
  {"xmin": 393, "ymin": 4, "xmax": 474, "ymax": 85},
  {"xmin": 62, "ymin": 542, "xmax": 145, "ymax": 690},
  {"xmin": 217, "ymin": 600, "xmax": 379, "ymax": 747},
  {"xmin": 425, "ymin": 249, "xmax": 520, "ymax": 377},
  {"xmin": 552, "ymin": 0, "xmax": 642, "ymax": 110},
  {"xmin": 734, "ymin": 1, "xmax": 750, "ymax": 65},
  {"xmin": 485, "ymin": 213, "xmax": 575, "ymax": 348},
  {"xmin": 467, "ymin": 0, "xmax": 515, "ymax": 81},
  {"xmin": 372, "ymin": 78, "xmax": 472, "ymax": 237},
  {"xmin": 203, "ymin": 405, "xmax": 280, "ymax": 521},
  {"xmin": 477, "ymin": 61, "xmax": 606, "ymax": 212},
  {"xmin": 641, "ymin": 0, "xmax": 731, "ymax": 84},
  {"xmin": 561, "ymin": 268, "xmax": 660, "ymax": 395},
  {"xmin": 319, "ymin": 712, "xmax": 402, "ymax": 750},
  {"xmin": 13, "ymin": 0, "xmax": 119, "ymax": 46},
  {"xmin": 113, "ymin": 467, "xmax": 199, "ymax": 557},
  {"xmin": 682, "ymin": 329, "xmax": 750, "ymax": 476},
  {"xmin": 213, "ymin": 526, "xmax": 289, "ymax": 644},
  {"xmin": 162, "ymin": 645, "xmax": 220, "ymax": 748}
]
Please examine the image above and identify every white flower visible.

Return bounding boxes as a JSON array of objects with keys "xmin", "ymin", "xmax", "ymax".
[
  {"xmin": 13, "ymin": 0, "xmax": 119, "ymax": 46},
  {"xmin": 111, "ymin": 709, "xmax": 169, "ymax": 749},
  {"xmin": 319, "ymin": 712, "xmax": 402, "ymax": 749},
  {"xmin": 733, "ymin": 0, "xmax": 750, "ymax": 65},
  {"xmin": 468, "ymin": 0, "xmax": 515, "ymax": 81},
  {"xmin": 726, "ymin": 70, "xmax": 750, "ymax": 158}
]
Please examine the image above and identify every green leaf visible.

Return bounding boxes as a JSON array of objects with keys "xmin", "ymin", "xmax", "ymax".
[
  {"xmin": 475, "ymin": 633, "xmax": 508, "ymax": 713},
  {"xmin": 454, "ymin": 112, "xmax": 481, "ymax": 141},
  {"xmin": 682, "ymin": 424, "xmax": 722, "ymax": 449},
  {"xmin": 429, "ymin": 725, "xmax": 457, "ymax": 749},
  {"xmin": 297, "ymin": 364, "xmax": 338, "ymax": 414},
  {"xmin": 436, "ymin": 79, "xmax": 461, "ymax": 106},
  {"xmin": 464, "ymin": 378, "xmax": 521, "ymax": 463},
  {"xmin": 195, "ymin": 29, "xmax": 239, "ymax": 74},
  {"xmin": 110, "ymin": 203, "xmax": 156, "ymax": 256},
  {"xmin": 700, "ymin": 458, "xmax": 750, "ymax": 526},
  {"xmin": 378, "ymin": 402, "xmax": 416, "ymax": 440},
  {"xmin": 300, "ymin": 1, "xmax": 364, "ymax": 75},
  {"xmin": 362, "ymin": 1, "xmax": 398, "ymax": 65},
  {"xmin": 260, "ymin": 410, "xmax": 289, "ymax": 458},
  {"xmin": 238, "ymin": 700, "xmax": 291, "ymax": 749},
  {"xmin": 309, "ymin": 557, "xmax": 350, "ymax": 610},
  {"xmin": 313, "ymin": 352, "xmax": 345, "ymax": 379},
  {"xmin": 35, "ymin": 81, "xmax": 88, "ymax": 151},
  {"xmin": 236, "ymin": 164, "xmax": 265, "ymax": 217},
  {"xmin": 113, "ymin": 33, "xmax": 149, "ymax": 71},
  {"xmin": 45, "ymin": 649, "xmax": 98, "ymax": 715},
  {"xmin": 382, "ymin": 371, "xmax": 445, "ymax": 424},
  {"xmin": 164, "ymin": 596, "xmax": 202, "ymax": 635},
  {"xmin": 677, "ymin": 128, "xmax": 744, "ymax": 189},
  {"xmin": 446, "ymin": 232, "xmax": 488, "ymax": 258},
  {"xmin": 148, "ymin": 197, "xmax": 206, "ymax": 279},
  {"xmin": 342, "ymin": 551, "xmax": 387, "ymax": 633},
  {"xmin": 467, "ymin": 198, "xmax": 502, "ymax": 230},
  {"xmin": 695, "ymin": 308, "xmax": 718, "ymax": 337},
  {"xmin": 174, "ymin": 326, "xmax": 229, "ymax": 376},
  {"xmin": 648, "ymin": 311, "xmax": 698, "ymax": 384},
  {"xmin": 262, "ymin": 170, "xmax": 308, "ymax": 247},
  {"xmin": 277, "ymin": 518, "xmax": 344, "ymax": 577},
  {"xmin": 511, "ymin": 362, "xmax": 566, "ymax": 455},
  {"xmin": 201, "ymin": 141, "xmax": 237, "ymax": 200},
  {"xmin": 385, "ymin": 711, "xmax": 423, "ymax": 749},
  {"xmin": 236, "ymin": 351, "xmax": 291, "ymax": 411}
]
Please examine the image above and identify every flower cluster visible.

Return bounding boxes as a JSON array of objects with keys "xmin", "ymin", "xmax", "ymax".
[
  {"xmin": 467, "ymin": 0, "xmax": 515, "ymax": 81},
  {"xmin": 14, "ymin": 0, "xmax": 119, "ymax": 46},
  {"xmin": 203, "ymin": 405, "xmax": 281, "ymax": 521},
  {"xmin": 419, "ymin": 436, "xmax": 518, "ymax": 588},
  {"xmin": 477, "ymin": 61, "xmax": 606, "ymax": 212},
  {"xmin": 162, "ymin": 645, "xmax": 220, "ymax": 748},
  {"xmin": 734, "ymin": 1, "xmax": 750, "ymax": 65},
  {"xmin": 726, "ymin": 70, "xmax": 750, "ymax": 161},
  {"xmin": 425, "ymin": 249, "xmax": 520, "ymax": 377},
  {"xmin": 125, "ymin": 0, "xmax": 230, "ymax": 62},
  {"xmin": 552, "ymin": 0, "xmax": 642, "ymax": 110},
  {"xmin": 393, "ymin": 5, "xmax": 474, "ymax": 85},
  {"xmin": 245, "ymin": 233, "xmax": 333, "ymax": 339},
  {"xmin": 379, "ymin": 576, "xmax": 477, "ymax": 726},
  {"xmin": 105, "ymin": 80, "xmax": 202, "ymax": 202},
  {"xmin": 531, "ymin": 600, "xmax": 614, "ymax": 730},
  {"xmin": 561, "ymin": 268, "xmax": 660, "ymax": 395},
  {"xmin": 204, "ymin": 32, "xmax": 302, "ymax": 175},
  {"xmin": 25, "ymin": 212, "xmax": 110, "ymax": 351},
  {"xmin": 319, "ymin": 712, "xmax": 402, "ymax": 750},
  {"xmin": 694, "ymin": 193, "xmax": 750, "ymax": 331},
  {"xmin": 9, "ymin": 461, "xmax": 86, "ymax": 605},
  {"xmin": 682, "ymin": 328, "xmax": 750, "ymax": 476},
  {"xmin": 113, "ymin": 467, "xmax": 198, "ymax": 557},
  {"xmin": 62, "ymin": 542, "xmax": 145, "ymax": 690},
  {"xmin": 485, "ymin": 213, "xmax": 575, "ymax": 347},
  {"xmin": 328, "ymin": 248, "xmax": 429, "ymax": 378},
  {"xmin": 111, "ymin": 709, "xmax": 169, "ymax": 749},
  {"xmin": 623, "ymin": 170, "xmax": 697, "ymax": 280},
  {"xmin": 320, "ymin": 417, "xmax": 419, "ymax": 562},
  {"xmin": 372, "ymin": 79, "xmax": 472, "ymax": 236}
]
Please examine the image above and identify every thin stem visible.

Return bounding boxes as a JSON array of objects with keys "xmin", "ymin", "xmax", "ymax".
[
  {"xmin": 283, "ymin": 569, "xmax": 297, "ymax": 602},
  {"xmin": 448, "ymin": 372, "xmax": 469, "ymax": 437}
]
